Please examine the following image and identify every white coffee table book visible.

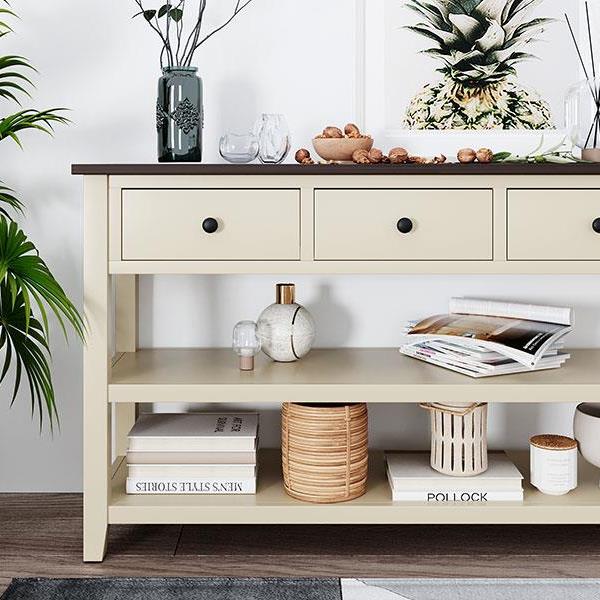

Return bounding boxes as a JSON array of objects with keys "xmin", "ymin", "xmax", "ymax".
[
  {"xmin": 126, "ymin": 413, "xmax": 259, "ymax": 495},
  {"xmin": 386, "ymin": 452, "xmax": 524, "ymax": 503}
]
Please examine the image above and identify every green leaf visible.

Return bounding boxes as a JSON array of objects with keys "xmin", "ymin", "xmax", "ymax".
[
  {"xmin": 158, "ymin": 4, "xmax": 170, "ymax": 18},
  {"xmin": 492, "ymin": 151, "xmax": 512, "ymax": 161},
  {"xmin": 143, "ymin": 9, "xmax": 156, "ymax": 21},
  {"xmin": 0, "ymin": 108, "xmax": 70, "ymax": 147},
  {"xmin": 169, "ymin": 8, "xmax": 183, "ymax": 22}
]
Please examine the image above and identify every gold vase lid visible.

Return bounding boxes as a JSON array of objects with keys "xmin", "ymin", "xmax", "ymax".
[{"xmin": 276, "ymin": 283, "xmax": 295, "ymax": 304}]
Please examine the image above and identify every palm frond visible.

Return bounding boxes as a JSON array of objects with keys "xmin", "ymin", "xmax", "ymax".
[
  {"xmin": 0, "ymin": 281, "xmax": 58, "ymax": 430},
  {"xmin": 0, "ymin": 181, "xmax": 23, "ymax": 217},
  {"xmin": 0, "ymin": 55, "xmax": 35, "ymax": 104},
  {"xmin": 0, "ymin": 108, "xmax": 69, "ymax": 148},
  {"xmin": 0, "ymin": 217, "xmax": 85, "ymax": 343}
]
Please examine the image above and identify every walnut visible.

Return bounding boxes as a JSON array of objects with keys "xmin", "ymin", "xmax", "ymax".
[
  {"xmin": 457, "ymin": 148, "xmax": 477, "ymax": 163},
  {"xmin": 381, "ymin": 155, "xmax": 391, "ymax": 164},
  {"xmin": 434, "ymin": 154, "xmax": 447, "ymax": 164},
  {"xmin": 301, "ymin": 157, "xmax": 315, "ymax": 165},
  {"xmin": 344, "ymin": 123, "xmax": 361, "ymax": 137},
  {"xmin": 476, "ymin": 148, "xmax": 493, "ymax": 163},
  {"xmin": 322, "ymin": 126, "xmax": 344, "ymax": 139},
  {"xmin": 352, "ymin": 149, "xmax": 370, "ymax": 164},
  {"xmin": 368, "ymin": 148, "xmax": 384, "ymax": 163},
  {"xmin": 389, "ymin": 147, "xmax": 409, "ymax": 164},
  {"xmin": 295, "ymin": 148, "xmax": 311, "ymax": 164}
]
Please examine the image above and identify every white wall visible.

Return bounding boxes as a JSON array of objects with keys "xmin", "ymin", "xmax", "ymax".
[{"xmin": 0, "ymin": 0, "xmax": 597, "ymax": 491}]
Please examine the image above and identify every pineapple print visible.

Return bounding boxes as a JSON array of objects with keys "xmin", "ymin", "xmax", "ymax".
[{"xmin": 404, "ymin": 0, "xmax": 555, "ymax": 129}]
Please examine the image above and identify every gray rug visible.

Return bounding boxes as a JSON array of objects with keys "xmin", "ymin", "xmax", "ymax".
[
  {"xmin": 1, "ymin": 578, "xmax": 342, "ymax": 600},
  {"xmin": 343, "ymin": 578, "xmax": 600, "ymax": 599}
]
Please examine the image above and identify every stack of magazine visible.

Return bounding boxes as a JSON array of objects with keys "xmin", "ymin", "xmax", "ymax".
[
  {"xmin": 399, "ymin": 298, "xmax": 572, "ymax": 378},
  {"xmin": 126, "ymin": 413, "xmax": 258, "ymax": 495}
]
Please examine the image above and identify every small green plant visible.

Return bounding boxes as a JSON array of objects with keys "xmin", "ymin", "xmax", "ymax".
[
  {"xmin": 0, "ymin": 2, "xmax": 84, "ymax": 429},
  {"xmin": 132, "ymin": 0, "xmax": 256, "ymax": 68}
]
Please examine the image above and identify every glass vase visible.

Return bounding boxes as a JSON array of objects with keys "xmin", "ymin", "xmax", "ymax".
[
  {"xmin": 565, "ymin": 77, "xmax": 600, "ymax": 162},
  {"xmin": 157, "ymin": 66, "xmax": 203, "ymax": 162},
  {"xmin": 255, "ymin": 114, "xmax": 291, "ymax": 164},
  {"xmin": 219, "ymin": 132, "xmax": 259, "ymax": 163}
]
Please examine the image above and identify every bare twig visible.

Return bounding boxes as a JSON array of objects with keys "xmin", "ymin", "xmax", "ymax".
[
  {"xmin": 134, "ymin": 0, "xmax": 173, "ymax": 67},
  {"xmin": 191, "ymin": 0, "xmax": 254, "ymax": 55},
  {"xmin": 182, "ymin": 0, "xmax": 207, "ymax": 66},
  {"xmin": 134, "ymin": 0, "xmax": 255, "ymax": 68}
]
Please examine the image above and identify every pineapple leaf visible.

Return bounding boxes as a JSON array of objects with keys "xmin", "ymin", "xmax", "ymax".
[
  {"xmin": 405, "ymin": 1, "xmax": 450, "ymax": 31},
  {"xmin": 475, "ymin": 18, "xmax": 506, "ymax": 52},
  {"xmin": 507, "ymin": 17, "xmax": 556, "ymax": 41},
  {"xmin": 448, "ymin": 13, "xmax": 484, "ymax": 42},
  {"xmin": 474, "ymin": 0, "xmax": 506, "ymax": 22}
]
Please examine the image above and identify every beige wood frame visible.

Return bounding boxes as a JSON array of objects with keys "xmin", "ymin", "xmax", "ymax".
[{"xmin": 83, "ymin": 173, "xmax": 600, "ymax": 562}]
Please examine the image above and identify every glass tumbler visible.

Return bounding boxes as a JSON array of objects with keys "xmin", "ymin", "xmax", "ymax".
[{"xmin": 255, "ymin": 114, "xmax": 291, "ymax": 164}]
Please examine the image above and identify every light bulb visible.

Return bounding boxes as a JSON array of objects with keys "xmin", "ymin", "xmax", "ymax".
[{"xmin": 232, "ymin": 320, "xmax": 261, "ymax": 371}]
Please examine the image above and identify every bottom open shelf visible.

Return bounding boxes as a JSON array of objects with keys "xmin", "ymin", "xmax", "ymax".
[{"xmin": 109, "ymin": 449, "xmax": 600, "ymax": 525}]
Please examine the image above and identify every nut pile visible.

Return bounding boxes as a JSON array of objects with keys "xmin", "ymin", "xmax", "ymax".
[
  {"xmin": 315, "ymin": 123, "xmax": 371, "ymax": 139},
  {"xmin": 352, "ymin": 147, "xmax": 447, "ymax": 165},
  {"xmin": 457, "ymin": 147, "xmax": 494, "ymax": 163}
]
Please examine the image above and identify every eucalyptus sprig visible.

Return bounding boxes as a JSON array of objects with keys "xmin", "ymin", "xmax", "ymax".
[
  {"xmin": 492, "ymin": 137, "xmax": 586, "ymax": 164},
  {"xmin": 133, "ymin": 0, "xmax": 256, "ymax": 68}
]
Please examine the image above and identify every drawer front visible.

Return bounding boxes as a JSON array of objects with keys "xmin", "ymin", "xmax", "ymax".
[
  {"xmin": 122, "ymin": 189, "xmax": 300, "ymax": 260},
  {"xmin": 314, "ymin": 189, "xmax": 493, "ymax": 260},
  {"xmin": 508, "ymin": 189, "xmax": 600, "ymax": 260}
]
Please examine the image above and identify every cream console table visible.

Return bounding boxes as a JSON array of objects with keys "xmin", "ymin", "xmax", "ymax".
[{"xmin": 73, "ymin": 162, "xmax": 600, "ymax": 562}]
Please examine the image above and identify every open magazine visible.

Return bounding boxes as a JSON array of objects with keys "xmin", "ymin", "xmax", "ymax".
[{"xmin": 400, "ymin": 298, "xmax": 572, "ymax": 374}]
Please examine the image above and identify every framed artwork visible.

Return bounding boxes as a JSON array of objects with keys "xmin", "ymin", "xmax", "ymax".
[{"xmin": 357, "ymin": 0, "xmax": 587, "ymax": 153}]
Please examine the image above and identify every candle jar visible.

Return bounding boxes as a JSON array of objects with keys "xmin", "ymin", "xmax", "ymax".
[{"xmin": 530, "ymin": 434, "xmax": 578, "ymax": 496}]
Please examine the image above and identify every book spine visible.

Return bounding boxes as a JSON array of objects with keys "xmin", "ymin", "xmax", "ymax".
[
  {"xmin": 126, "ymin": 478, "xmax": 256, "ymax": 495},
  {"xmin": 391, "ymin": 490, "xmax": 523, "ymax": 502}
]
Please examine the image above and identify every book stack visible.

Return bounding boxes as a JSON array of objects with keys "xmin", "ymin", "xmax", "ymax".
[
  {"xmin": 126, "ymin": 413, "xmax": 259, "ymax": 495},
  {"xmin": 386, "ymin": 452, "xmax": 524, "ymax": 503},
  {"xmin": 400, "ymin": 298, "xmax": 572, "ymax": 377}
]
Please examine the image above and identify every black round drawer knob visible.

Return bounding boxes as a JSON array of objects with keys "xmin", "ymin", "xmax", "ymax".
[
  {"xmin": 397, "ymin": 218, "xmax": 414, "ymax": 234},
  {"xmin": 202, "ymin": 217, "xmax": 219, "ymax": 234},
  {"xmin": 593, "ymin": 218, "xmax": 600, "ymax": 234}
]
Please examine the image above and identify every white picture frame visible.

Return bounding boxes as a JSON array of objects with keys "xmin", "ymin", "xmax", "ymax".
[{"xmin": 355, "ymin": 0, "xmax": 584, "ymax": 156}]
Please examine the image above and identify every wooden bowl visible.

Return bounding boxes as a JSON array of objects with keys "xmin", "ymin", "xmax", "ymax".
[{"xmin": 312, "ymin": 137, "xmax": 373, "ymax": 162}]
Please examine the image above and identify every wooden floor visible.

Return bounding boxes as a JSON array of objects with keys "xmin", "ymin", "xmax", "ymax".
[{"xmin": 1, "ymin": 493, "xmax": 599, "ymax": 592}]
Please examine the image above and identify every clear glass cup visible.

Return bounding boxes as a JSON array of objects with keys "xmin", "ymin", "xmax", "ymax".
[
  {"xmin": 219, "ymin": 132, "xmax": 259, "ymax": 164},
  {"xmin": 254, "ymin": 114, "xmax": 291, "ymax": 164}
]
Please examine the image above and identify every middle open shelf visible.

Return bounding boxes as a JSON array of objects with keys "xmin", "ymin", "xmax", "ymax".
[{"xmin": 109, "ymin": 347, "xmax": 600, "ymax": 404}]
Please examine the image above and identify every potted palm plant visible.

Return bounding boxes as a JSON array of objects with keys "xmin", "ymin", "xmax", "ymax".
[{"xmin": 0, "ymin": 2, "xmax": 84, "ymax": 429}]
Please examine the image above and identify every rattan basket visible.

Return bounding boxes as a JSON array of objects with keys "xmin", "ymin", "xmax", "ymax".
[
  {"xmin": 281, "ymin": 402, "xmax": 368, "ymax": 503},
  {"xmin": 421, "ymin": 402, "xmax": 488, "ymax": 476}
]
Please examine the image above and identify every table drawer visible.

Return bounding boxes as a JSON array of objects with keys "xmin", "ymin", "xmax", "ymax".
[
  {"xmin": 122, "ymin": 189, "xmax": 300, "ymax": 260},
  {"xmin": 508, "ymin": 189, "xmax": 600, "ymax": 260},
  {"xmin": 314, "ymin": 189, "xmax": 493, "ymax": 260}
]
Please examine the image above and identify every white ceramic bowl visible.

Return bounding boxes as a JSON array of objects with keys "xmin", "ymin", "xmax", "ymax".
[{"xmin": 573, "ymin": 402, "xmax": 600, "ymax": 485}]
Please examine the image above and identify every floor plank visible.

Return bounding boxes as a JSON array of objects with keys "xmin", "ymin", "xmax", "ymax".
[{"xmin": 0, "ymin": 493, "xmax": 599, "ymax": 594}]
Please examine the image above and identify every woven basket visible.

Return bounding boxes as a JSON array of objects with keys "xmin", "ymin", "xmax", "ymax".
[
  {"xmin": 281, "ymin": 403, "xmax": 368, "ymax": 503},
  {"xmin": 421, "ymin": 402, "xmax": 488, "ymax": 476}
]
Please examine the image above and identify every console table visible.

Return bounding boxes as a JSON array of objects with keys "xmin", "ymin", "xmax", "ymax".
[{"xmin": 73, "ymin": 162, "xmax": 600, "ymax": 562}]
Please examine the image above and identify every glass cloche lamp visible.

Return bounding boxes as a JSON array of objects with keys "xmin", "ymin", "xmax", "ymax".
[
  {"xmin": 232, "ymin": 320, "xmax": 261, "ymax": 371},
  {"xmin": 565, "ymin": 77, "xmax": 600, "ymax": 162}
]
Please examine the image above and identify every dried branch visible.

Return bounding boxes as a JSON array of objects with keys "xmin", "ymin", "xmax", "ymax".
[{"xmin": 187, "ymin": 0, "xmax": 255, "ymax": 61}]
